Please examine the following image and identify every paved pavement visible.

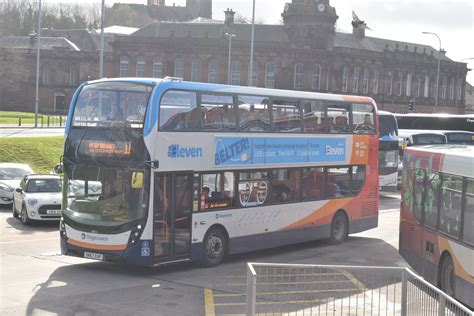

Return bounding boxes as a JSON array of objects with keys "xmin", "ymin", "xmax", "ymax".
[{"xmin": 0, "ymin": 127, "xmax": 65, "ymax": 138}]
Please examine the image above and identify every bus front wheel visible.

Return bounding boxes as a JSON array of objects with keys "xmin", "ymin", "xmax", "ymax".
[
  {"xmin": 201, "ymin": 228, "xmax": 227, "ymax": 267},
  {"xmin": 439, "ymin": 255, "xmax": 455, "ymax": 297},
  {"xmin": 330, "ymin": 212, "xmax": 348, "ymax": 244}
]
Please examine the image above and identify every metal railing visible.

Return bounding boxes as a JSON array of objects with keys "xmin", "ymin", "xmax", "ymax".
[
  {"xmin": 246, "ymin": 263, "xmax": 472, "ymax": 316},
  {"xmin": 0, "ymin": 114, "xmax": 67, "ymax": 127}
]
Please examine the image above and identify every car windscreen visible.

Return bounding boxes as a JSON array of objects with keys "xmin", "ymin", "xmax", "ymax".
[{"xmin": 27, "ymin": 179, "xmax": 61, "ymax": 193}]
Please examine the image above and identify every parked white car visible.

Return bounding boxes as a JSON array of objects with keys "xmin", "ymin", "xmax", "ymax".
[
  {"xmin": 12, "ymin": 174, "xmax": 62, "ymax": 225},
  {"xmin": 0, "ymin": 163, "xmax": 33, "ymax": 205}
]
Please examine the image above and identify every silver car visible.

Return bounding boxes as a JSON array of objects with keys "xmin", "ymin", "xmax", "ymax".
[{"xmin": 0, "ymin": 163, "xmax": 33, "ymax": 205}]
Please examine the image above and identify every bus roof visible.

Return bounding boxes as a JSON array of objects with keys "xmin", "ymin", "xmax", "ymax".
[
  {"xmin": 394, "ymin": 113, "xmax": 474, "ymax": 118},
  {"xmin": 85, "ymin": 77, "xmax": 376, "ymax": 105},
  {"xmin": 398, "ymin": 129, "xmax": 446, "ymax": 136},
  {"xmin": 406, "ymin": 145, "xmax": 474, "ymax": 178}
]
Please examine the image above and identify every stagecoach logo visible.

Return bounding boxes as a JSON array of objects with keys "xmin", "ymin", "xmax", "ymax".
[
  {"xmin": 168, "ymin": 144, "xmax": 203, "ymax": 159},
  {"xmin": 80, "ymin": 233, "xmax": 109, "ymax": 242}
]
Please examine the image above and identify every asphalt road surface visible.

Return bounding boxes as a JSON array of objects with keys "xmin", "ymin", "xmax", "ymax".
[{"xmin": 0, "ymin": 194, "xmax": 403, "ymax": 316}]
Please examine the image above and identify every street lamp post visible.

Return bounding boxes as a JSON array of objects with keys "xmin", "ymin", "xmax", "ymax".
[
  {"xmin": 34, "ymin": 0, "xmax": 42, "ymax": 128},
  {"xmin": 225, "ymin": 33, "xmax": 236, "ymax": 85},
  {"xmin": 422, "ymin": 31, "xmax": 442, "ymax": 113},
  {"xmin": 455, "ymin": 58, "xmax": 474, "ymax": 111},
  {"xmin": 248, "ymin": 0, "xmax": 256, "ymax": 86},
  {"xmin": 99, "ymin": 0, "xmax": 105, "ymax": 79}
]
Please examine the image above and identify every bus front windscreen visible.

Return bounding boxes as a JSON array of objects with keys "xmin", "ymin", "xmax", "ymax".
[
  {"xmin": 63, "ymin": 165, "xmax": 148, "ymax": 228},
  {"xmin": 412, "ymin": 134, "xmax": 446, "ymax": 145},
  {"xmin": 72, "ymin": 82, "xmax": 153, "ymax": 128},
  {"xmin": 379, "ymin": 113, "xmax": 398, "ymax": 138}
]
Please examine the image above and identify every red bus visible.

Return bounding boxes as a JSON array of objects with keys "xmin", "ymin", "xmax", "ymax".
[{"xmin": 399, "ymin": 145, "xmax": 474, "ymax": 307}]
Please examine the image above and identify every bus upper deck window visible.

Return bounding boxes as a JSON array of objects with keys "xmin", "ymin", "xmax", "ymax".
[{"xmin": 159, "ymin": 90, "xmax": 199, "ymax": 130}]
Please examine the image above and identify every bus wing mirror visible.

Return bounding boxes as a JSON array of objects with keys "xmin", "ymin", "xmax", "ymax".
[{"xmin": 131, "ymin": 172, "xmax": 144, "ymax": 189}]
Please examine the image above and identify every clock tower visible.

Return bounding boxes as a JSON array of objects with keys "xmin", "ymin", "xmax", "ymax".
[{"xmin": 282, "ymin": 0, "xmax": 338, "ymax": 49}]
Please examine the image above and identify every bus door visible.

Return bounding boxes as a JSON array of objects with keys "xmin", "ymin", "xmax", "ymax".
[{"xmin": 153, "ymin": 173, "xmax": 193, "ymax": 263}]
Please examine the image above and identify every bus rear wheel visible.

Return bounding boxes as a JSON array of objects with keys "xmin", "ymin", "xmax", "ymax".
[
  {"xmin": 201, "ymin": 228, "xmax": 227, "ymax": 267},
  {"xmin": 330, "ymin": 212, "xmax": 348, "ymax": 244},
  {"xmin": 439, "ymin": 255, "xmax": 455, "ymax": 297}
]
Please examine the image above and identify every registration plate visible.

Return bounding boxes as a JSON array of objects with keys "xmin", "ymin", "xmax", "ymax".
[
  {"xmin": 47, "ymin": 209, "xmax": 61, "ymax": 215},
  {"xmin": 84, "ymin": 252, "xmax": 104, "ymax": 260}
]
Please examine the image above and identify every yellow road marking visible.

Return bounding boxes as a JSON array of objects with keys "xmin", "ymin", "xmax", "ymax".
[
  {"xmin": 214, "ymin": 279, "xmax": 352, "ymax": 287},
  {"xmin": 213, "ymin": 288, "xmax": 359, "ymax": 298},
  {"xmin": 222, "ymin": 272, "xmax": 344, "ymax": 279},
  {"xmin": 337, "ymin": 269, "xmax": 367, "ymax": 292},
  {"xmin": 214, "ymin": 299, "xmax": 322, "ymax": 307},
  {"xmin": 204, "ymin": 288, "xmax": 215, "ymax": 316}
]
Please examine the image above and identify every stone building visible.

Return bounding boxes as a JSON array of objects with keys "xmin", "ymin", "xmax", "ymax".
[
  {"xmin": 0, "ymin": 0, "xmax": 470, "ymax": 114},
  {"xmin": 112, "ymin": 0, "xmax": 470, "ymax": 114}
]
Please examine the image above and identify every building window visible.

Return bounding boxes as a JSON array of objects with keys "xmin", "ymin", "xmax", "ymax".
[
  {"xmin": 69, "ymin": 66, "xmax": 78, "ymax": 86},
  {"xmin": 265, "ymin": 62, "xmax": 276, "ymax": 88},
  {"xmin": 294, "ymin": 63, "xmax": 304, "ymax": 90},
  {"xmin": 406, "ymin": 73, "xmax": 412, "ymax": 97},
  {"xmin": 372, "ymin": 70, "xmax": 379, "ymax": 95},
  {"xmin": 153, "ymin": 58, "xmax": 163, "ymax": 78},
  {"xmin": 352, "ymin": 67, "xmax": 359, "ymax": 93},
  {"xmin": 230, "ymin": 60, "xmax": 241, "ymax": 85},
  {"xmin": 250, "ymin": 63, "xmax": 258, "ymax": 87},
  {"xmin": 42, "ymin": 64, "xmax": 50, "ymax": 84},
  {"xmin": 386, "ymin": 71, "xmax": 393, "ymax": 96},
  {"xmin": 441, "ymin": 76, "xmax": 447, "ymax": 99},
  {"xmin": 208, "ymin": 60, "xmax": 218, "ymax": 83},
  {"xmin": 396, "ymin": 72, "xmax": 403, "ymax": 96},
  {"xmin": 312, "ymin": 64, "xmax": 321, "ymax": 91},
  {"xmin": 191, "ymin": 58, "xmax": 201, "ymax": 82},
  {"xmin": 136, "ymin": 57, "xmax": 146, "ymax": 77},
  {"xmin": 449, "ymin": 78, "xmax": 455, "ymax": 100},
  {"xmin": 174, "ymin": 57, "xmax": 184, "ymax": 78},
  {"xmin": 456, "ymin": 80, "xmax": 462, "ymax": 101},
  {"xmin": 342, "ymin": 66, "xmax": 349, "ymax": 92},
  {"xmin": 119, "ymin": 56, "xmax": 129, "ymax": 77},
  {"xmin": 424, "ymin": 75, "xmax": 430, "ymax": 98},
  {"xmin": 415, "ymin": 75, "xmax": 421, "ymax": 97},
  {"xmin": 362, "ymin": 68, "xmax": 369, "ymax": 94}
]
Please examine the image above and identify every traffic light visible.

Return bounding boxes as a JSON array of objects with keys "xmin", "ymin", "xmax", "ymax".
[{"xmin": 408, "ymin": 100, "xmax": 414, "ymax": 111}]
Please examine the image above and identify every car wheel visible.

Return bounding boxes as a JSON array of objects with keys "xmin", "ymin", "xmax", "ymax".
[
  {"xmin": 12, "ymin": 202, "xmax": 19, "ymax": 218},
  {"xmin": 439, "ymin": 255, "xmax": 455, "ymax": 297},
  {"xmin": 330, "ymin": 211, "xmax": 348, "ymax": 244},
  {"xmin": 20, "ymin": 205, "xmax": 31, "ymax": 225},
  {"xmin": 201, "ymin": 228, "xmax": 227, "ymax": 267}
]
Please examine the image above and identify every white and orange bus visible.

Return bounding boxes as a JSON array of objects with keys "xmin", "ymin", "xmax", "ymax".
[
  {"xmin": 60, "ymin": 78, "xmax": 379, "ymax": 267},
  {"xmin": 399, "ymin": 145, "xmax": 474, "ymax": 307}
]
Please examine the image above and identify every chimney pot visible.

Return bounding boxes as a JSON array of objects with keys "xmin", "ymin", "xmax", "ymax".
[{"xmin": 224, "ymin": 8, "xmax": 235, "ymax": 27}]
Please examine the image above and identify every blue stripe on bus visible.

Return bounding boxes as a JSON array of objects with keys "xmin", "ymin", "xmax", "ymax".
[{"xmin": 65, "ymin": 83, "xmax": 86, "ymax": 135}]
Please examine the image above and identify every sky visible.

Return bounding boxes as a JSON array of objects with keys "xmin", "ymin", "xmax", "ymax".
[{"xmin": 44, "ymin": 0, "xmax": 474, "ymax": 84}]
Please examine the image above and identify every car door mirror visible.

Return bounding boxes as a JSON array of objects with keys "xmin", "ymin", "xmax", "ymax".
[{"xmin": 15, "ymin": 188, "xmax": 22, "ymax": 193}]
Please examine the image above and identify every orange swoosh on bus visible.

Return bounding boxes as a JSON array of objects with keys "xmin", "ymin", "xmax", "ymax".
[
  {"xmin": 281, "ymin": 199, "xmax": 350, "ymax": 231},
  {"xmin": 67, "ymin": 239, "xmax": 127, "ymax": 251}
]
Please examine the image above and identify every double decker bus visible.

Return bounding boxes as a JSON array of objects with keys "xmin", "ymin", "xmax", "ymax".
[
  {"xmin": 399, "ymin": 145, "xmax": 474, "ymax": 307},
  {"xmin": 395, "ymin": 113, "xmax": 474, "ymax": 132},
  {"xmin": 378, "ymin": 111, "xmax": 399, "ymax": 192},
  {"xmin": 60, "ymin": 78, "xmax": 379, "ymax": 267}
]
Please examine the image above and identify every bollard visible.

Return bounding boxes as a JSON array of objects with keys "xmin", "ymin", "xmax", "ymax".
[
  {"xmin": 19, "ymin": 117, "xmax": 22, "ymax": 126},
  {"xmin": 60, "ymin": 116, "xmax": 62, "ymax": 127},
  {"xmin": 47, "ymin": 116, "xmax": 50, "ymax": 127}
]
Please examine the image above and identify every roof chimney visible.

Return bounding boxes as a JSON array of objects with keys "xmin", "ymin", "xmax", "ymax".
[
  {"xmin": 352, "ymin": 26, "xmax": 365, "ymax": 38},
  {"xmin": 224, "ymin": 8, "xmax": 235, "ymax": 27}
]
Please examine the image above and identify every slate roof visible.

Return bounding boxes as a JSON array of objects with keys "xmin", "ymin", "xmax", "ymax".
[
  {"xmin": 128, "ymin": 21, "xmax": 450, "ymax": 61},
  {"xmin": 0, "ymin": 36, "xmax": 80, "ymax": 51}
]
